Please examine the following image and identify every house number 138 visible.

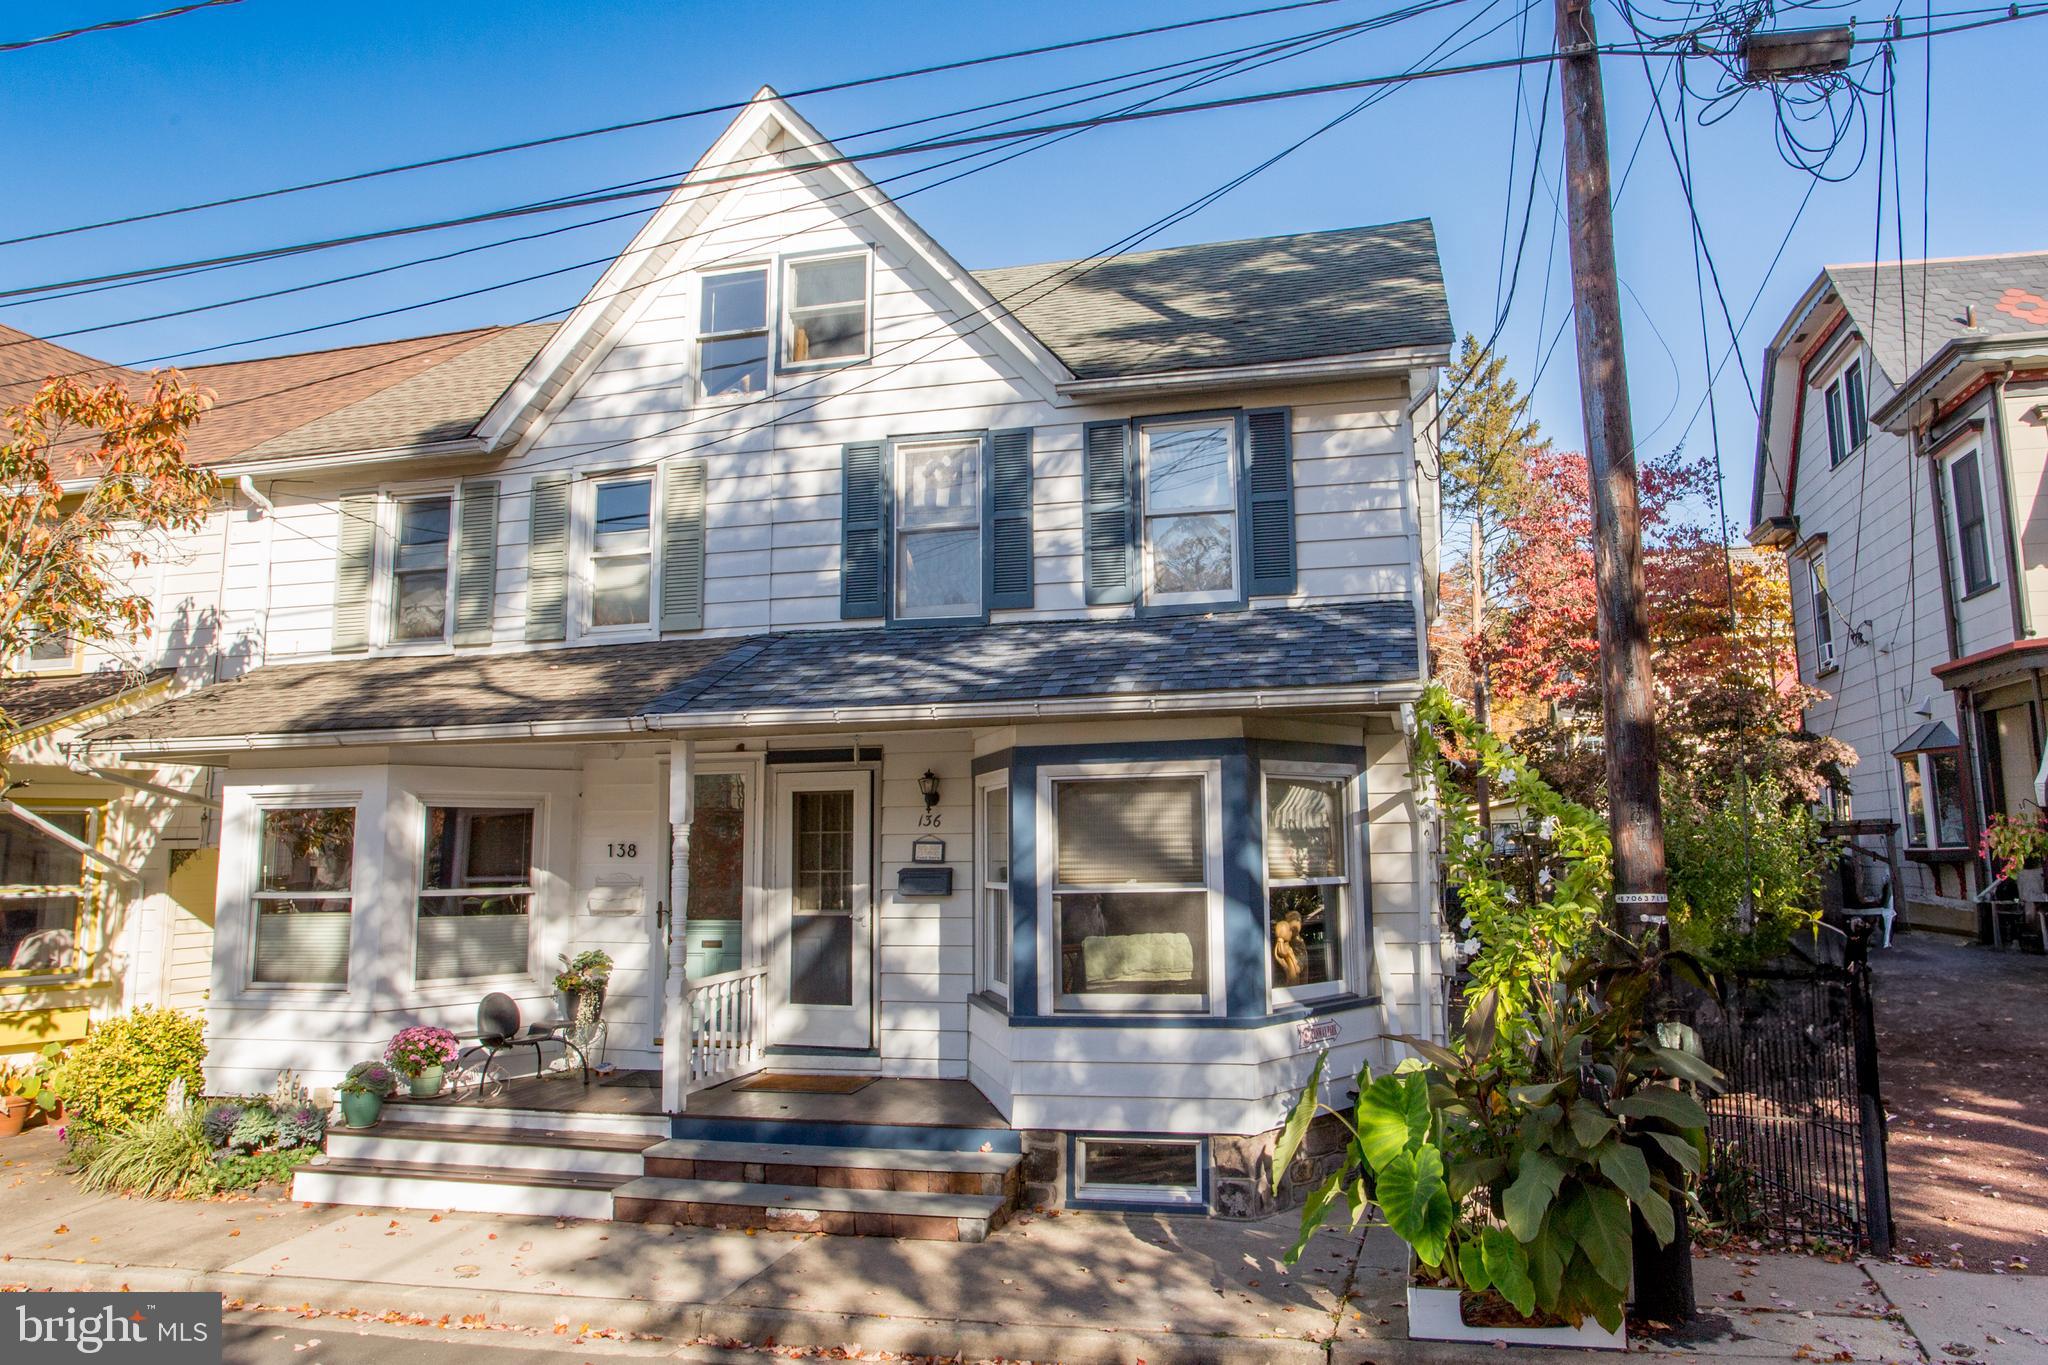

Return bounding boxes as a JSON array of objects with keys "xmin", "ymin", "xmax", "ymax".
[{"xmin": 607, "ymin": 842, "xmax": 639, "ymax": 858}]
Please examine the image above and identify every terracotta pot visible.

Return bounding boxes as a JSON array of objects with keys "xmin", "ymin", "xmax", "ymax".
[
  {"xmin": 0, "ymin": 1096, "xmax": 30, "ymax": 1138},
  {"xmin": 407, "ymin": 1065, "xmax": 444, "ymax": 1099}
]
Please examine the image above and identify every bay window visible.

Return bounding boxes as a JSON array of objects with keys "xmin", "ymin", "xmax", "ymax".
[
  {"xmin": 894, "ymin": 437, "xmax": 982, "ymax": 620},
  {"xmin": 1898, "ymin": 748, "xmax": 1964, "ymax": 850},
  {"xmin": 1139, "ymin": 418, "xmax": 1239, "ymax": 605},
  {"xmin": 252, "ymin": 806, "xmax": 356, "ymax": 986},
  {"xmin": 783, "ymin": 253, "xmax": 869, "ymax": 366},
  {"xmin": 1046, "ymin": 768, "xmax": 1219, "ymax": 1012},
  {"xmin": 698, "ymin": 268, "xmax": 769, "ymax": 398},
  {"xmin": 590, "ymin": 476, "xmax": 654, "ymax": 628},
  {"xmin": 1264, "ymin": 769, "xmax": 1353, "ymax": 1003},
  {"xmin": 416, "ymin": 806, "xmax": 535, "ymax": 982},
  {"xmin": 978, "ymin": 777, "xmax": 1010, "ymax": 999},
  {"xmin": 390, "ymin": 494, "xmax": 452, "ymax": 642},
  {"xmin": 0, "ymin": 809, "xmax": 93, "ymax": 977}
]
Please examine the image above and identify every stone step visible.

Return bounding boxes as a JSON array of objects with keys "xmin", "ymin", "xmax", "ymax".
[
  {"xmin": 292, "ymin": 1156, "xmax": 625, "ymax": 1220},
  {"xmin": 642, "ymin": 1137, "xmax": 1019, "ymax": 1196},
  {"xmin": 326, "ymin": 1122, "xmax": 655, "ymax": 1179},
  {"xmin": 611, "ymin": 1175, "xmax": 1010, "ymax": 1242}
]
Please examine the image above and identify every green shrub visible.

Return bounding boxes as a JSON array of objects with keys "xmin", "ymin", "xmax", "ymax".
[
  {"xmin": 77, "ymin": 1110, "xmax": 210, "ymax": 1199},
  {"xmin": 227, "ymin": 1106, "xmax": 278, "ymax": 1154},
  {"xmin": 186, "ymin": 1147, "xmax": 317, "ymax": 1196},
  {"xmin": 1665, "ymin": 775, "xmax": 1827, "ymax": 971},
  {"xmin": 61, "ymin": 1007, "xmax": 207, "ymax": 1136}
]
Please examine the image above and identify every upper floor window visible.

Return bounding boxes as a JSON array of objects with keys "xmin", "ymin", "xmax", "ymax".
[
  {"xmin": 894, "ymin": 437, "xmax": 981, "ymax": 620},
  {"xmin": 1809, "ymin": 553, "xmax": 1836, "ymax": 673},
  {"xmin": 1140, "ymin": 417, "xmax": 1239, "ymax": 606},
  {"xmin": 1823, "ymin": 357, "xmax": 1867, "ymax": 466},
  {"xmin": 784, "ymin": 253, "xmax": 869, "ymax": 367},
  {"xmin": 589, "ymin": 476, "xmax": 654, "ymax": 628},
  {"xmin": 390, "ymin": 495, "xmax": 452, "ymax": 643},
  {"xmin": 1948, "ymin": 447, "xmax": 1996, "ymax": 596},
  {"xmin": 22, "ymin": 629, "xmax": 77, "ymax": 673},
  {"xmin": 699, "ymin": 268, "xmax": 768, "ymax": 399}
]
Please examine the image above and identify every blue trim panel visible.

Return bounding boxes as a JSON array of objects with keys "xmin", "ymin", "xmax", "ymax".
[{"xmin": 669, "ymin": 1115, "xmax": 1023, "ymax": 1154}]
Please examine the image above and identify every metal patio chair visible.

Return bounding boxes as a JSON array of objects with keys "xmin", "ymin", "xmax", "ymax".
[{"xmin": 455, "ymin": 992, "xmax": 590, "ymax": 1094}]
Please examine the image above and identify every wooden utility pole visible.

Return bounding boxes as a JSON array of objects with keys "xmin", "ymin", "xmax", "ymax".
[
  {"xmin": 1554, "ymin": 0, "xmax": 1691, "ymax": 1324},
  {"xmin": 1471, "ymin": 516, "xmax": 1493, "ymax": 828}
]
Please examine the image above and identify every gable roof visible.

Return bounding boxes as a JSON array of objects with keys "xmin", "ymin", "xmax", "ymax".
[
  {"xmin": 87, "ymin": 602, "xmax": 1420, "ymax": 750},
  {"xmin": 970, "ymin": 221, "xmax": 1453, "ymax": 380},
  {"xmin": 0, "ymin": 668, "xmax": 173, "ymax": 735},
  {"xmin": 1826, "ymin": 251, "xmax": 2048, "ymax": 385}
]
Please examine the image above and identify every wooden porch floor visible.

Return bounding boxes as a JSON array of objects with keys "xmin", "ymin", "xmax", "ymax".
[{"xmin": 397, "ymin": 1067, "xmax": 1006, "ymax": 1129}]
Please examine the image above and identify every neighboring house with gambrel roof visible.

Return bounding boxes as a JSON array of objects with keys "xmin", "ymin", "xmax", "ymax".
[
  {"xmin": 25, "ymin": 89, "xmax": 1457, "ymax": 1229},
  {"xmin": 1750, "ymin": 249, "xmax": 2048, "ymax": 935}
]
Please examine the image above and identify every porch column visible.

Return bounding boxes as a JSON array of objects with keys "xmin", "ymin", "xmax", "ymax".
[{"xmin": 661, "ymin": 738, "xmax": 695, "ymax": 1113}]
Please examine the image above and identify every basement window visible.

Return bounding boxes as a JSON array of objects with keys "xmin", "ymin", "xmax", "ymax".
[{"xmin": 1072, "ymin": 1136, "xmax": 1208, "ymax": 1208}]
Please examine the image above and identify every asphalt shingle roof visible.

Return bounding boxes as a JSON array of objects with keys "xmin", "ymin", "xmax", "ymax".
[
  {"xmin": 1, "ymin": 668, "xmax": 171, "ymax": 734},
  {"xmin": 970, "ymin": 221, "xmax": 1454, "ymax": 379},
  {"xmin": 1827, "ymin": 251, "xmax": 2048, "ymax": 384},
  {"xmin": 91, "ymin": 603, "xmax": 1419, "ymax": 745}
]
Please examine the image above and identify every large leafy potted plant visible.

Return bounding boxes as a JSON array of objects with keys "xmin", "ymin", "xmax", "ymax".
[
  {"xmin": 337, "ymin": 1061, "xmax": 397, "ymax": 1129},
  {"xmin": 1276, "ymin": 934, "xmax": 1721, "ymax": 1348},
  {"xmin": 385, "ymin": 1026, "xmax": 459, "ymax": 1099},
  {"xmin": 554, "ymin": 949, "xmax": 613, "ymax": 1046},
  {"xmin": 0, "ymin": 1057, "xmax": 60, "ymax": 1137}
]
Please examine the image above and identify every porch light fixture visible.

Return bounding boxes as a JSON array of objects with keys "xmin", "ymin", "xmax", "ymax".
[{"xmin": 918, "ymin": 769, "xmax": 941, "ymax": 810}]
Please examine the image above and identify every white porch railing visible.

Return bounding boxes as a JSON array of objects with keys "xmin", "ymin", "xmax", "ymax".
[{"xmin": 683, "ymin": 964, "xmax": 769, "ymax": 1095}]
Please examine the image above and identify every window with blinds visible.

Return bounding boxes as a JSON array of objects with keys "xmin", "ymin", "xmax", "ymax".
[
  {"xmin": 1265, "ymin": 771, "xmax": 1351, "ymax": 1003},
  {"xmin": 252, "ymin": 807, "xmax": 356, "ymax": 986},
  {"xmin": 416, "ymin": 807, "xmax": 535, "ymax": 982},
  {"xmin": 1050, "ymin": 774, "xmax": 1211, "ymax": 1010},
  {"xmin": 0, "ymin": 808, "xmax": 93, "ymax": 977}
]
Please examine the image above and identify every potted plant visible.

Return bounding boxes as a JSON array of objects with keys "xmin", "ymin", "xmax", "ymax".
[
  {"xmin": 1276, "ymin": 934, "xmax": 1721, "ymax": 1349},
  {"xmin": 385, "ymin": 1025, "xmax": 459, "ymax": 1098},
  {"xmin": 337, "ymin": 1061, "xmax": 397, "ymax": 1129},
  {"xmin": 554, "ymin": 949, "xmax": 613, "ymax": 1045},
  {"xmin": 0, "ymin": 1057, "xmax": 60, "ymax": 1138}
]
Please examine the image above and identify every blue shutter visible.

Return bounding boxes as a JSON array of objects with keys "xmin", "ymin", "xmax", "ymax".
[
  {"xmin": 659, "ymin": 458, "xmax": 707, "ymax": 632},
  {"xmin": 452, "ymin": 480, "xmax": 499, "ymax": 646},
  {"xmin": 331, "ymin": 494, "xmax": 377, "ymax": 654},
  {"xmin": 525, "ymin": 473, "xmax": 572, "ymax": 642},
  {"xmin": 1082, "ymin": 420, "xmax": 1136, "ymax": 606},
  {"xmin": 985, "ymin": 428, "xmax": 1033, "ymax": 610},
  {"xmin": 840, "ymin": 441, "xmax": 888, "ymax": 619},
  {"xmin": 1241, "ymin": 408, "xmax": 1297, "ymax": 597}
]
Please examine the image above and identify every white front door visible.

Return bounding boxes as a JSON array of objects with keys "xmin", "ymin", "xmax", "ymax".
[{"xmin": 768, "ymin": 769, "xmax": 874, "ymax": 1049}]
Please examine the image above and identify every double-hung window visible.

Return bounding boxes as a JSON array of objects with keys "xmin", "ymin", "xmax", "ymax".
[
  {"xmin": 1264, "ymin": 769, "xmax": 1354, "ymax": 1004},
  {"xmin": 1045, "ymin": 766, "xmax": 1220, "ymax": 1013},
  {"xmin": 1948, "ymin": 448, "xmax": 1996, "ymax": 595},
  {"xmin": 1809, "ymin": 553, "xmax": 1836, "ymax": 672},
  {"xmin": 1898, "ymin": 748, "xmax": 1964, "ymax": 849},
  {"xmin": 977, "ymin": 776, "xmax": 1010, "ymax": 999},
  {"xmin": 416, "ymin": 806, "xmax": 535, "ymax": 982},
  {"xmin": 894, "ymin": 437, "xmax": 981, "ymax": 620},
  {"xmin": 590, "ymin": 476, "xmax": 655, "ymax": 628},
  {"xmin": 698, "ymin": 268, "xmax": 769, "ymax": 399},
  {"xmin": 1139, "ymin": 418, "xmax": 1239, "ymax": 605},
  {"xmin": 1822, "ymin": 357, "xmax": 1866, "ymax": 467},
  {"xmin": 0, "ymin": 808, "xmax": 94, "ymax": 978},
  {"xmin": 390, "ymin": 495, "xmax": 452, "ymax": 642},
  {"xmin": 783, "ymin": 253, "xmax": 869, "ymax": 366},
  {"xmin": 251, "ymin": 806, "xmax": 356, "ymax": 986}
]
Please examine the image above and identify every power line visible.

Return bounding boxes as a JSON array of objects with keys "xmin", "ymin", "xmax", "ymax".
[
  {"xmin": 0, "ymin": 0, "xmax": 241, "ymax": 54},
  {"xmin": 0, "ymin": 0, "xmax": 1352, "ymax": 247}
]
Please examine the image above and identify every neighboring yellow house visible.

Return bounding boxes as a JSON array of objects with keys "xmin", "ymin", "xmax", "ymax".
[{"xmin": 0, "ymin": 666, "xmax": 218, "ymax": 1059}]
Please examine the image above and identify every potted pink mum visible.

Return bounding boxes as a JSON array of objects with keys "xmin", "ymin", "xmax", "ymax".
[{"xmin": 385, "ymin": 1025, "xmax": 460, "ymax": 1099}]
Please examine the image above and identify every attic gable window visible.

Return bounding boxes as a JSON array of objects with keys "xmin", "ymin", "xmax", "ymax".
[
  {"xmin": 699, "ymin": 268, "xmax": 769, "ymax": 399},
  {"xmin": 783, "ymin": 252, "xmax": 869, "ymax": 367},
  {"xmin": 1822, "ymin": 356, "xmax": 1867, "ymax": 467}
]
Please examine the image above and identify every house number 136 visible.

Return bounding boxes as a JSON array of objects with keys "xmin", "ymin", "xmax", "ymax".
[{"xmin": 607, "ymin": 842, "xmax": 639, "ymax": 858}]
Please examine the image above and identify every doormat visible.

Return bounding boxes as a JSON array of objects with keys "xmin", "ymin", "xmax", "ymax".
[{"xmin": 732, "ymin": 1073, "xmax": 873, "ymax": 1095}]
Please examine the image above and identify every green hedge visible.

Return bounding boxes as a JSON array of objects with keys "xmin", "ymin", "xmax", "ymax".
[{"xmin": 62, "ymin": 1007, "xmax": 207, "ymax": 1136}]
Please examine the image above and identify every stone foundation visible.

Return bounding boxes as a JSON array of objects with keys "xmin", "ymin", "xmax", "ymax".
[{"xmin": 1211, "ymin": 1111, "xmax": 1351, "ymax": 1219}]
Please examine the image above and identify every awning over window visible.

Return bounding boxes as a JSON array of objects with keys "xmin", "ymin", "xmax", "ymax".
[{"xmin": 1892, "ymin": 720, "xmax": 1959, "ymax": 756}]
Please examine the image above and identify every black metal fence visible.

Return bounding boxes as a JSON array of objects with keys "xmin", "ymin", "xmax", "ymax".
[{"xmin": 1684, "ymin": 923, "xmax": 1894, "ymax": 1254}]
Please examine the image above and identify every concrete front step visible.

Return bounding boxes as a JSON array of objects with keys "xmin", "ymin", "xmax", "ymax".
[
  {"xmin": 293, "ymin": 1156, "xmax": 628, "ymax": 1220},
  {"xmin": 642, "ymin": 1137, "xmax": 1019, "ymax": 1197},
  {"xmin": 325, "ymin": 1122, "xmax": 656, "ymax": 1178},
  {"xmin": 612, "ymin": 1175, "xmax": 1010, "ymax": 1242}
]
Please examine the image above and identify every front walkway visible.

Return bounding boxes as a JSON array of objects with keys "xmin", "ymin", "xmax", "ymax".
[
  {"xmin": 1, "ymin": 1126, "xmax": 2019, "ymax": 1362},
  {"xmin": 1874, "ymin": 929, "xmax": 2048, "ymax": 1271}
]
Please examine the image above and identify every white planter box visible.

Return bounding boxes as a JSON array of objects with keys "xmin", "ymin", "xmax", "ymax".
[{"xmin": 1406, "ymin": 1285, "xmax": 1626, "ymax": 1351}]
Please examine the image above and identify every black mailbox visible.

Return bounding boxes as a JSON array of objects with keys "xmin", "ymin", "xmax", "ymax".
[{"xmin": 897, "ymin": 866, "xmax": 953, "ymax": 898}]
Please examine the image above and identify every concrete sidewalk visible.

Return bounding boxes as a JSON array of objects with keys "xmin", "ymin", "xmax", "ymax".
[{"xmin": 0, "ymin": 1128, "xmax": 2033, "ymax": 1363}]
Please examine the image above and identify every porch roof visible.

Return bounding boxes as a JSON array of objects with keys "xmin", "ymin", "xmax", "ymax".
[{"xmin": 84, "ymin": 602, "xmax": 1419, "ymax": 752}]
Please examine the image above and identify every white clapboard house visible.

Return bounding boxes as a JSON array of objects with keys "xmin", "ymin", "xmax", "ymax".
[{"xmin": 70, "ymin": 91, "xmax": 1454, "ymax": 1235}]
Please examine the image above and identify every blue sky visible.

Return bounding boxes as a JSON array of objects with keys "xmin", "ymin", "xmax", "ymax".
[{"xmin": 4, "ymin": 0, "xmax": 2042, "ymax": 517}]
